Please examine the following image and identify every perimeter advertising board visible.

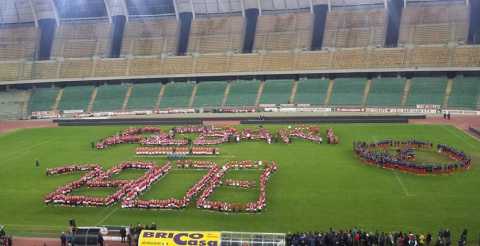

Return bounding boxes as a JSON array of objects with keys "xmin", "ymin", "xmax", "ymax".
[{"xmin": 138, "ymin": 230, "xmax": 221, "ymax": 246}]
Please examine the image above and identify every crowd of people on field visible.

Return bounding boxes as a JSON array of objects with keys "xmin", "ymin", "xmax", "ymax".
[
  {"xmin": 135, "ymin": 146, "xmax": 219, "ymax": 155},
  {"xmin": 353, "ymin": 140, "xmax": 471, "ymax": 175},
  {"xmin": 286, "ymin": 228, "xmax": 469, "ymax": 246}
]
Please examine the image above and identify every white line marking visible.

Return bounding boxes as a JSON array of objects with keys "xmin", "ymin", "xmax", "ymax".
[
  {"xmin": 0, "ymin": 139, "xmax": 54, "ymax": 163},
  {"xmin": 96, "ymin": 207, "xmax": 119, "ymax": 226},
  {"xmin": 442, "ymin": 125, "xmax": 477, "ymax": 149},
  {"xmin": 394, "ymin": 172, "xmax": 412, "ymax": 197}
]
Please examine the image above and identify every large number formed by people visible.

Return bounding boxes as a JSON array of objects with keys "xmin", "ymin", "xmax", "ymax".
[{"xmin": 353, "ymin": 139, "xmax": 471, "ymax": 175}]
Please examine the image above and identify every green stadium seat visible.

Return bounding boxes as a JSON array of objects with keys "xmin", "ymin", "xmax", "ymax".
[
  {"xmin": 295, "ymin": 79, "xmax": 329, "ymax": 105},
  {"xmin": 160, "ymin": 82, "xmax": 194, "ymax": 108},
  {"xmin": 225, "ymin": 80, "xmax": 260, "ymax": 107},
  {"xmin": 0, "ymin": 90, "xmax": 25, "ymax": 119},
  {"xmin": 260, "ymin": 79, "xmax": 293, "ymax": 105},
  {"xmin": 193, "ymin": 81, "xmax": 227, "ymax": 108},
  {"xmin": 58, "ymin": 85, "xmax": 94, "ymax": 111},
  {"xmin": 329, "ymin": 78, "xmax": 366, "ymax": 106},
  {"xmin": 93, "ymin": 84, "xmax": 128, "ymax": 112},
  {"xmin": 127, "ymin": 83, "xmax": 162, "ymax": 110},
  {"xmin": 367, "ymin": 78, "xmax": 405, "ymax": 107},
  {"xmin": 29, "ymin": 87, "xmax": 59, "ymax": 113},
  {"xmin": 447, "ymin": 77, "xmax": 480, "ymax": 109},
  {"xmin": 406, "ymin": 77, "xmax": 447, "ymax": 107}
]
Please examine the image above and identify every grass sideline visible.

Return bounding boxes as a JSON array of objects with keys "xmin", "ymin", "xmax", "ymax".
[{"xmin": 0, "ymin": 124, "xmax": 479, "ymax": 239}]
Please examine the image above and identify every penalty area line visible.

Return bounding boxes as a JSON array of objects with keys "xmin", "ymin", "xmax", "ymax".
[
  {"xmin": 393, "ymin": 172, "xmax": 413, "ymax": 197},
  {"xmin": 96, "ymin": 207, "xmax": 120, "ymax": 226}
]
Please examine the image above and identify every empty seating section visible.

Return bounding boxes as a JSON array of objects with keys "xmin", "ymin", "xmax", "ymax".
[
  {"xmin": 0, "ymin": 24, "xmax": 37, "ymax": 60},
  {"xmin": 52, "ymin": 20, "xmax": 110, "ymax": 58},
  {"xmin": 406, "ymin": 77, "xmax": 447, "ymax": 106},
  {"xmin": 127, "ymin": 83, "xmax": 162, "ymax": 110},
  {"xmin": 58, "ymin": 85, "xmax": 94, "ymax": 111},
  {"xmin": 453, "ymin": 46, "xmax": 480, "ymax": 67},
  {"xmin": 255, "ymin": 13, "xmax": 313, "ymax": 51},
  {"xmin": 410, "ymin": 46, "xmax": 450, "ymax": 67},
  {"xmin": 367, "ymin": 78, "xmax": 405, "ymax": 106},
  {"xmin": 260, "ymin": 80, "xmax": 293, "ymax": 105},
  {"xmin": 121, "ymin": 18, "xmax": 178, "ymax": 56},
  {"xmin": 448, "ymin": 77, "xmax": 480, "ymax": 109},
  {"xmin": 323, "ymin": 8, "xmax": 385, "ymax": 48},
  {"xmin": 329, "ymin": 78, "xmax": 366, "ymax": 106},
  {"xmin": 189, "ymin": 16, "xmax": 243, "ymax": 53},
  {"xmin": 193, "ymin": 81, "xmax": 227, "ymax": 107},
  {"xmin": 0, "ymin": 90, "xmax": 27, "ymax": 119},
  {"xmin": 399, "ymin": 3, "xmax": 468, "ymax": 45},
  {"xmin": 29, "ymin": 87, "xmax": 59, "ymax": 112},
  {"xmin": 225, "ymin": 80, "xmax": 260, "ymax": 106},
  {"xmin": 93, "ymin": 84, "xmax": 128, "ymax": 112},
  {"xmin": 159, "ymin": 82, "xmax": 194, "ymax": 108},
  {"xmin": 295, "ymin": 79, "xmax": 329, "ymax": 105}
]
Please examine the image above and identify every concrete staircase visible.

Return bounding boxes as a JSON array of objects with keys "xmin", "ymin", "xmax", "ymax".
[
  {"xmin": 189, "ymin": 83, "xmax": 198, "ymax": 108},
  {"xmin": 255, "ymin": 81, "xmax": 265, "ymax": 106},
  {"xmin": 442, "ymin": 79, "xmax": 454, "ymax": 109},
  {"xmin": 21, "ymin": 90, "xmax": 32, "ymax": 118},
  {"xmin": 324, "ymin": 79, "xmax": 335, "ymax": 105},
  {"xmin": 121, "ymin": 84, "xmax": 133, "ymax": 111},
  {"xmin": 401, "ymin": 79, "xmax": 411, "ymax": 106},
  {"xmin": 362, "ymin": 79, "xmax": 372, "ymax": 107},
  {"xmin": 221, "ymin": 81, "xmax": 232, "ymax": 107},
  {"xmin": 51, "ymin": 88, "xmax": 64, "ymax": 111},
  {"xmin": 87, "ymin": 87, "xmax": 98, "ymax": 113},
  {"xmin": 155, "ymin": 84, "xmax": 166, "ymax": 110},
  {"xmin": 289, "ymin": 80, "xmax": 298, "ymax": 104}
]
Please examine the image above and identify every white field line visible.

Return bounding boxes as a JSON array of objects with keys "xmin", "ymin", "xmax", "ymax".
[
  {"xmin": 442, "ymin": 125, "xmax": 477, "ymax": 149},
  {"xmin": 393, "ymin": 172, "xmax": 413, "ymax": 197},
  {"xmin": 0, "ymin": 139, "xmax": 54, "ymax": 164},
  {"xmin": 96, "ymin": 207, "xmax": 120, "ymax": 226}
]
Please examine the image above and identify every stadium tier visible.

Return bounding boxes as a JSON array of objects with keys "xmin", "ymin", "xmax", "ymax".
[
  {"xmin": 58, "ymin": 85, "xmax": 94, "ymax": 111},
  {"xmin": 405, "ymin": 77, "xmax": 448, "ymax": 107},
  {"xmin": 159, "ymin": 82, "xmax": 194, "ymax": 108},
  {"xmin": 0, "ymin": 90, "xmax": 28, "ymax": 119},
  {"xmin": 329, "ymin": 78, "xmax": 366, "ymax": 106},
  {"xmin": 260, "ymin": 80, "xmax": 294, "ymax": 105},
  {"xmin": 225, "ymin": 80, "xmax": 260, "ymax": 107},
  {"xmin": 28, "ymin": 87, "xmax": 59, "ymax": 113},
  {"xmin": 447, "ymin": 77, "xmax": 480, "ymax": 110},
  {"xmin": 127, "ymin": 83, "xmax": 163, "ymax": 110},
  {"xmin": 367, "ymin": 78, "xmax": 406, "ymax": 107},
  {"xmin": 294, "ymin": 79, "xmax": 330, "ymax": 105},
  {"xmin": 193, "ymin": 81, "xmax": 228, "ymax": 108},
  {"xmin": 93, "ymin": 84, "xmax": 128, "ymax": 112}
]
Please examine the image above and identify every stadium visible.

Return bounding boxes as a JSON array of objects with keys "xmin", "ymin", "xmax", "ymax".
[{"xmin": 0, "ymin": 0, "xmax": 479, "ymax": 245}]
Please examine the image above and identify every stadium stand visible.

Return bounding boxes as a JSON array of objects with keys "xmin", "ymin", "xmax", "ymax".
[
  {"xmin": 260, "ymin": 79, "xmax": 293, "ymax": 105},
  {"xmin": 127, "ymin": 83, "xmax": 162, "ymax": 110},
  {"xmin": 254, "ymin": 12, "xmax": 313, "ymax": 51},
  {"xmin": 367, "ymin": 78, "xmax": 406, "ymax": 107},
  {"xmin": 0, "ymin": 90, "xmax": 28, "ymax": 119},
  {"xmin": 323, "ymin": 8, "xmax": 386, "ymax": 48},
  {"xmin": 399, "ymin": 2, "xmax": 468, "ymax": 45},
  {"xmin": 92, "ymin": 84, "xmax": 128, "ymax": 112},
  {"xmin": 452, "ymin": 46, "xmax": 480, "ymax": 67},
  {"xmin": 159, "ymin": 82, "xmax": 194, "ymax": 108},
  {"xmin": 121, "ymin": 17, "xmax": 178, "ymax": 56},
  {"xmin": 28, "ymin": 87, "xmax": 59, "ymax": 113},
  {"xmin": 405, "ymin": 77, "xmax": 448, "ymax": 107},
  {"xmin": 188, "ymin": 16, "xmax": 244, "ymax": 54},
  {"xmin": 52, "ymin": 20, "xmax": 110, "ymax": 58},
  {"xmin": 447, "ymin": 77, "xmax": 480, "ymax": 109},
  {"xmin": 0, "ymin": 23, "xmax": 37, "ymax": 60},
  {"xmin": 329, "ymin": 78, "xmax": 366, "ymax": 106},
  {"xmin": 294, "ymin": 79, "xmax": 329, "ymax": 105},
  {"xmin": 193, "ymin": 81, "xmax": 227, "ymax": 108},
  {"xmin": 58, "ymin": 85, "xmax": 94, "ymax": 111},
  {"xmin": 225, "ymin": 80, "xmax": 261, "ymax": 107}
]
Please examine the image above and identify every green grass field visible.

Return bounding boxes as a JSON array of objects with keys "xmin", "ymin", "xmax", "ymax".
[{"xmin": 0, "ymin": 124, "xmax": 479, "ymax": 238}]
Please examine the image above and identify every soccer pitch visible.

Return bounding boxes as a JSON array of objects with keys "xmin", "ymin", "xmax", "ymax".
[{"xmin": 0, "ymin": 124, "xmax": 479, "ymax": 237}]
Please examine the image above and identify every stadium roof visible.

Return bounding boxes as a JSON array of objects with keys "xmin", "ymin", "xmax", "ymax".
[{"xmin": 0, "ymin": 0, "xmax": 466, "ymax": 24}]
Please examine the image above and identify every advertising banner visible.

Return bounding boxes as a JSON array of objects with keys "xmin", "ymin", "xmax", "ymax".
[{"xmin": 138, "ymin": 230, "xmax": 221, "ymax": 246}]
